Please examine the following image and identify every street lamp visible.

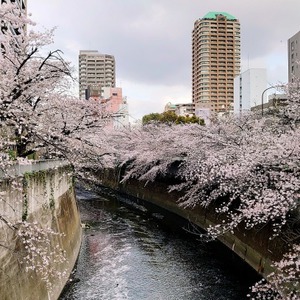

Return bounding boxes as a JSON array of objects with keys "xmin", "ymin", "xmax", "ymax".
[{"xmin": 261, "ymin": 85, "xmax": 285, "ymax": 116}]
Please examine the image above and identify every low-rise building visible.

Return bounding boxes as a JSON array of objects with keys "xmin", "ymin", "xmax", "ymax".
[
  {"xmin": 164, "ymin": 102, "xmax": 195, "ymax": 116},
  {"xmin": 100, "ymin": 87, "xmax": 129, "ymax": 129},
  {"xmin": 251, "ymin": 93, "xmax": 288, "ymax": 115},
  {"xmin": 164, "ymin": 102, "xmax": 177, "ymax": 113},
  {"xmin": 175, "ymin": 103, "xmax": 195, "ymax": 116}
]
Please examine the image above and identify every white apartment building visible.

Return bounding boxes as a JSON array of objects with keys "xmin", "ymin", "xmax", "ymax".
[
  {"xmin": 234, "ymin": 68, "xmax": 267, "ymax": 116},
  {"xmin": 192, "ymin": 12, "xmax": 241, "ymax": 114},
  {"xmin": 175, "ymin": 103, "xmax": 195, "ymax": 116},
  {"xmin": 288, "ymin": 31, "xmax": 300, "ymax": 82},
  {"xmin": 79, "ymin": 50, "xmax": 115, "ymax": 99}
]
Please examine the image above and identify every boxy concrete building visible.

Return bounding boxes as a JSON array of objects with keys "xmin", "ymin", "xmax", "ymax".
[{"xmin": 234, "ymin": 68, "xmax": 267, "ymax": 116}]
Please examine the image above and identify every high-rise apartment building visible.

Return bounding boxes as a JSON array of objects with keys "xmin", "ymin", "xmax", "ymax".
[
  {"xmin": 192, "ymin": 12, "xmax": 241, "ymax": 114},
  {"xmin": 288, "ymin": 31, "xmax": 300, "ymax": 82},
  {"xmin": 79, "ymin": 50, "xmax": 115, "ymax": 99}
]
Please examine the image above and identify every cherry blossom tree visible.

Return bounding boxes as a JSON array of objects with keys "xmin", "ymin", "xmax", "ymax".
[
  {"xmin": 250, "ymin": 244, "xmax": 300, "ymax": 299},
  {"xmin": 1, "ymin": 2, "xmax": 298, "ymax": 297},
  {"xmin": 0, "ymin": 2, "xmax": 115, "ymax": 173},
  {"xmin": 0, "ymin": 2, "xmax": 112, "ymax": 290},
  {"xmin": 104, "ymin": 90, "xmax": 299, "ymax": 299}
]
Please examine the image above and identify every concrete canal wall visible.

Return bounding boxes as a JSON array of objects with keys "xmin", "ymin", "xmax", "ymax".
[
  {"xmin": 0, "ymin": 161, "xmax": 82, "ymax": 300},
  {"xmin": 96, "ymin": 167, "xmax": 289, "ymax": 280}
]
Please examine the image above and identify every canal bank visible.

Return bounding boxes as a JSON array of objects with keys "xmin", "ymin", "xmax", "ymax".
[
  {"xmin": 0, "ymin": 162, "xmax": 82, "ymax": 300},
  {"xmin": 94, "ymin": 167, "xmax": 289, "ymax": 281},
  {"xmin": 60, "ymin": 187, "xmax": 259, "ymax": 300}
]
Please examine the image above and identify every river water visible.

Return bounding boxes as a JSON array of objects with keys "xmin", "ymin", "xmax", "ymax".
[{"xmin": 60, "ymin": 188, "xmax": 259, "ymax": 300}]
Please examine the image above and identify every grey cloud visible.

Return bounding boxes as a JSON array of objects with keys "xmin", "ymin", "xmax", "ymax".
[{"xmin": 28, "ymin": 0, "xmax": 300, "ymax": 88}]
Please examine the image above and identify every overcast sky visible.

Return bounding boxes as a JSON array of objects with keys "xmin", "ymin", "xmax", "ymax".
[{"xmin": 28, "ymin": 0, "xmax": 300, "ymax": 120}]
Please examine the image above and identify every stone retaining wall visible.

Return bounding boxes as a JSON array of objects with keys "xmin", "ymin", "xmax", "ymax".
[
  {"xmin": 0, "ymin": 163, "xmax": 82, "ymax": 300},
  {"xmin": 96, "ymin": 167, "xmax": 289, "ymax": 280}
]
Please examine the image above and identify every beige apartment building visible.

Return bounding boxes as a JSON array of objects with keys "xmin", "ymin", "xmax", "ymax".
[
  {"xmin": 192, "ymin": 12, "xmax": 241, "ymax": 114},
  {"xmin": 79, "ymin": 50, "xmax": 115, "ymax": 99}
]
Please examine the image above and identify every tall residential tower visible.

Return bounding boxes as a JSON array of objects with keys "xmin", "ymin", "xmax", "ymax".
[
  {"xmin": 192, "ymin": 12, "xmax": 241, "ymax": 114},
  {"xmin": 79, "ymin": 50, "xmax": 115, "ymax": 99}
]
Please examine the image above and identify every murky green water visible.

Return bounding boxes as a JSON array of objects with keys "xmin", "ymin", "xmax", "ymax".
[{"xmin": 60, "ymin": 189, "xmax": 259, "ymax": 300}]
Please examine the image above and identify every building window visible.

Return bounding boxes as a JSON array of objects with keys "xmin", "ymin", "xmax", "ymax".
[{"xmin": 291, "ymin": 41, "xmax": 295, "ymax": 51}]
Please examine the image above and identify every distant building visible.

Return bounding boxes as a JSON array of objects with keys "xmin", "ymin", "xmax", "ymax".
[
  {"xmin": 234, "ymin": 68, "xmax": 267, "ymax": 116},
  {"xmin": 164, "ymin": 102, "xmax": 177, "ymax": 113},
  {"xmin": 164, "ymin": 102, "xmax": 195, "ymax": 116},
  {"xmin": 85, "ymin": 85, "xmax": 101, "ymax": 100},
  {"xmin": 175, "ymin": 103, "xmax": 195, "ymax": 116},
  {"xmin": 195, "ymin": 105, "xmax": 211, "ymax": 126},
  {"xmin": 192, "ymin": 12, "xmax": 241, "ymax": 114},
  {"xmin": 79, "ymin": 50, "xmax": 115, "ymax": 100},
  {"xmin": 251, "ymin": 93, "xmax": 288, "ymax": 114},
  {"xmin": 288, "ymin": 31, "xmax": 300, "ymax": 82},
  {"xmin": 100, "ymin": 87, "xmax": 129, "ymax": 129}
]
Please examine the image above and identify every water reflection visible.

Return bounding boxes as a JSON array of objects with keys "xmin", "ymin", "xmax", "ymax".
[{"xmin": 60, "ymin": 189, "xmax": 258, "ymax": 300}]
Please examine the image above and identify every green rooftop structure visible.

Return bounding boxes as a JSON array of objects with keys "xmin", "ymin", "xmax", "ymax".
[{"xmin": 202, "ymin": 12, "xmax": 237, "ymax": 21}]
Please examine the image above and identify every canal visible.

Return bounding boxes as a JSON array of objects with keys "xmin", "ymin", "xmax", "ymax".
[{"xmin": 60, "ymin": 188, "xmax": 259, "ymax": 300}]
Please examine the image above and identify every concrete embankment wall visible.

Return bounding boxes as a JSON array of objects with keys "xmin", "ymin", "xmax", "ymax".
[
  {"xmin": 0, "ymin": 162, "xmax": 82, "ymax": 300},
  {"xmin": 96, "ymin": 167, "xmax": 288, "ymax": 280}
]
